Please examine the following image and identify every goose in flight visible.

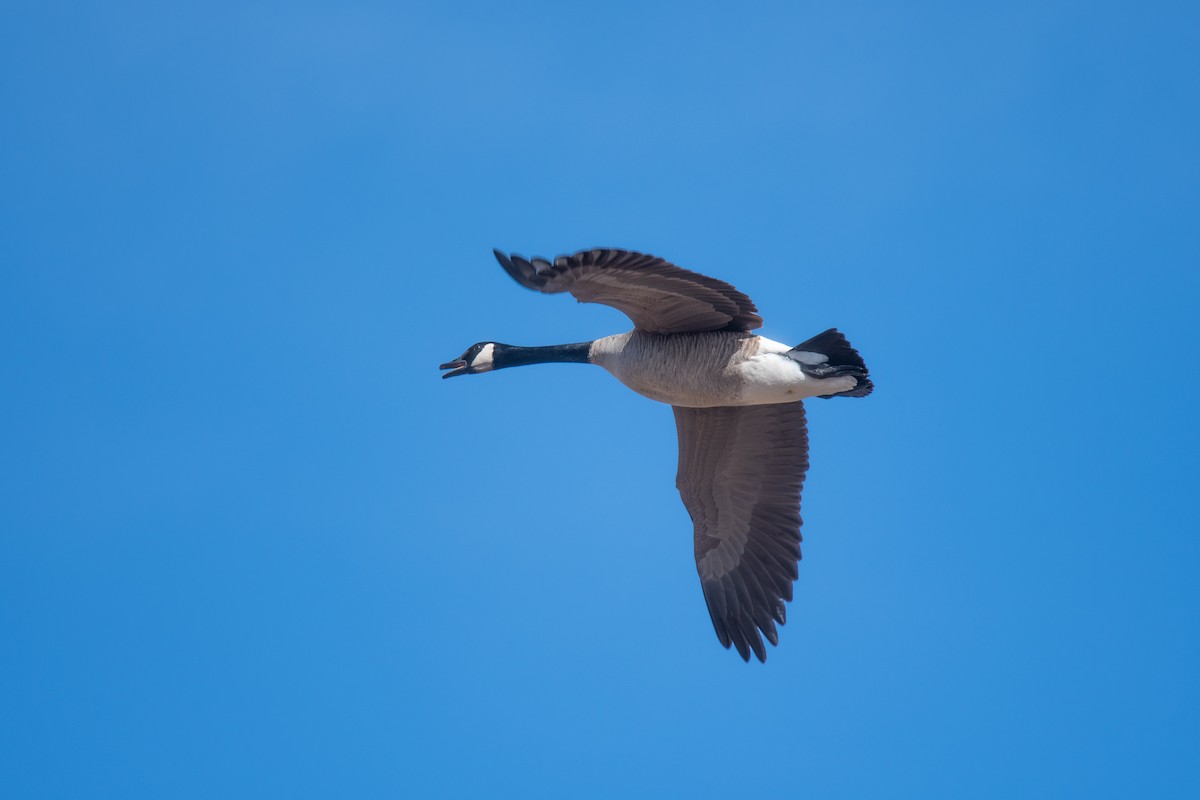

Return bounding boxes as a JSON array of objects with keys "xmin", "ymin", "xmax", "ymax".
[{"xmin": 440, "ymin": 248, "xmax": 872, "ymax": 661}]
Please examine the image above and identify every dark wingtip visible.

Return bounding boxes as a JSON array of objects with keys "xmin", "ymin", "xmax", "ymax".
[
  {"xmin": 748, "ymin": 630, "xmax": 767, "ymax": 663},
  {"xmin": 761, "ymin": 618, "xmax": 779, "ymax": 647},
  {"xmin": 492, "ymin": 248, "xmax": 545, "ymax": 289}
]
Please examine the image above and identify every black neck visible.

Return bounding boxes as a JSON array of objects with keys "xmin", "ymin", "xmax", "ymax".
[{"xmin": 498, "ymin": 342, "xmax": 593, "ymax": 369}]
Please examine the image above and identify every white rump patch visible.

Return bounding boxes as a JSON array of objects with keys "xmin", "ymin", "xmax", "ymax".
[{"xmin": 790, "ymin": 350, "xmax": 828, "ymax": 365}]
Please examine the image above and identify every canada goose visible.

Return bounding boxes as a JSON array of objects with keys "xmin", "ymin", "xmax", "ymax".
[{"xmin": 441, "ymin": 248, "xmax": 872, "ymax": 662}]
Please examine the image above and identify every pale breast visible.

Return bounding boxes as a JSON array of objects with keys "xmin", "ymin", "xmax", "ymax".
[
  {"xmin": 590, "ymin": 330, "xmax": 762, "ymax": 407},
  {"xmin": 591, "ymin": 331, "xmax": 838, "ymax": 407}
]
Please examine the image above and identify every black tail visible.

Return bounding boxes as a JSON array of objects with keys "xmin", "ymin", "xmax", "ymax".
[{"xmin": 787, "ymin": 328, "xmax": 873, "ymax": 398}]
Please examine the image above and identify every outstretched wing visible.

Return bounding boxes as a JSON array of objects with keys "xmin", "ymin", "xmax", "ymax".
[
  {"xmin": 673, "ymin": 403, "xmax": 809, "ymax": 662},
  {"xmin": 494, "ymin": 248, "xmax": 763, "ymax": 334}
]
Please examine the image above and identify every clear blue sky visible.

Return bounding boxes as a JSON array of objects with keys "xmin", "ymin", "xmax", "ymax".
[{"xmin": 2, "ymin": 1, "xmax": 1198, "ymax": 797}]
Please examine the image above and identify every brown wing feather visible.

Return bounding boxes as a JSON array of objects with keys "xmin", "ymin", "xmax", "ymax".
[
  {"xmin": 494, "ymin": 248, "xmax": 763, "ymax": 334},
  {"xmin": 673, "ymin": 403, "xmax": 809, "ymax": 662}
]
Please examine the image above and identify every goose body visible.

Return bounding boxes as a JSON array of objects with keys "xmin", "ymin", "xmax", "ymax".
[
  {"xmin": 441, "ymin": 248, "xmax": 872, "ymax": 662},
  {"xmin": 590, "ymin": 330, "xmax": 859, "ymax": 407}
]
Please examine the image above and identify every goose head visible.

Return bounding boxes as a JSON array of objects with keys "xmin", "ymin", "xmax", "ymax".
[{"xmin": 439, "ymin": 342, "xmax": 499, "ymax": 379}]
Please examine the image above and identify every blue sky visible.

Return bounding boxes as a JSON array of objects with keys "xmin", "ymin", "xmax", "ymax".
[{"xmin": 2, "ymin": 1, "xmax": 1198, "ymax": 797}]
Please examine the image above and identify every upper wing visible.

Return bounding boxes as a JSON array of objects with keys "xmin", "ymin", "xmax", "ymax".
[
  {"xmin": 494, "ymin": 248, "xmax": 763, "ymax": 334},
  {"xmin": 673, "ymin": 403, "xmax": 809, "ymax": 662}
]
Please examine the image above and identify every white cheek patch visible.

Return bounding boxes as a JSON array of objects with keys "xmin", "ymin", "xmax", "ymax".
[{"xmin": 471, "ymin": 342, "xmax": 495, "ymax": 371}]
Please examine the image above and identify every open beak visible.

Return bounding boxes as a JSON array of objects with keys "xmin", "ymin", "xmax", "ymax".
[{"xmin": 439, "ymin": 358, "xmax": 470, "ymax": 379}]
